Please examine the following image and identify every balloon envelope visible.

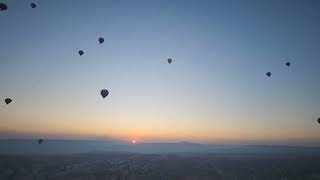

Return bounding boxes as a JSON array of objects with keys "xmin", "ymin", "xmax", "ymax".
[
  {"xmin": 98, "ymin": 37, "xmax": 104, "ymax": 44},
  {"xmin": 266, "ymin": 72, "xmax": 271, "ymax": 77},
  {"xmin": 0, "ymin": 3, "xmax": 8, "ymax": 11},
  {"xmin": 31, "ymin": 3, "xmax": 36, "ymax": 8},
  {"xmin": 318, "ymin": 118, "xmax": 320, "ymax": 124},
  {"xmin": 78, "ymin": 50, "xmax": 84, "ymax": 56},
  {"xmin": 5, "ymin": 98, "xmax": 12, "ymax": 105},
  {"xmin": 168, "ymin": 58, "xmax": 172, "ymax": 64},
  {"xmin": 286, "ymin": 62, "xmax": 291, "ymax": 67},
  {"xmin": 101, "ymin": 89, "xmax": 109, "ymax": 98},
  {"xmin": 38, "ymin": 139, "xmax": 44, "ymax": 144}
]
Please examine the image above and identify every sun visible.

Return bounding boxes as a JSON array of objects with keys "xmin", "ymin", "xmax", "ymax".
[{"xmin": 132, "ymin": 140, "xmax": 136, "ymax": 144}]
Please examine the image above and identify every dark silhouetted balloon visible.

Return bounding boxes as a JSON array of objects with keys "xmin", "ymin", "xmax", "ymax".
[
  {"xmin": 168, "ymin": 58, "xmax": 172, "ymax": 64},
  {"xmin": 78, "ymin": 50, "xmax": 84, "ymax": 56},
  {"xmin": 318, "ymin": 117, "xmax": 320, "ymax": 124},
  {"xmin": 38, "ymin": 139, "xmax": 44, "ymax": 144},
  {"xmin": 0, "ymin": 2, "xmax": 8, "ymax": 11},
  {"xmin": 286, "ymin": 62, "xmax": 291, "ymax": 67},
  {"xmin": 98, "ymin": 37, "xmax": 104, "ymax": 44},
  {"xmin": 31, "ymin": 3, "xmax": 36, "ymax": 8},
  {"xmin": 101, "ymin": 89, "xmax": 109, "ymax": 98},
  {"xmin": 266, "ymin": 72, "xmax": 271, "ymax": 77},
  {"xmin": 5, "ymin": 98, "xmax": 12, "ymax": 105}
]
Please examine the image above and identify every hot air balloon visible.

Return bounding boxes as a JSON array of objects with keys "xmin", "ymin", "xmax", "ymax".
[
  {"xmin": 286, "ymin": 62, "xmax": 291, "ymax": 67},
  {"xmin": 98, "ymin": 37, "xmax": 104, "ymax": 44},
  {"xmin": 31, "ymin": 3, "xmax": 36, "ymax": 8},
  {"xmin": 101, "ymin": 89, "xmax": 109, "ymax": 98},
  {"xmin": 318, "ymin": 117, "xmax": 320, "ymax": 124},
  {"xmin": 78, "ymin": 50, "xmax": 84, "ymax": 56},
  {"xmin": 38, "ymin": 139, "xmax": 44, "ymax": 144},
  {"xmin": 0, "ymin": 2, "xmax": 8, "ymax": 11},
  {"xmin": 266, "ymin": 72, "xmax": 271, "ymax": 77},
  {"xmin": 168, "ymin": 58, "xmax": 172, "ymax": 64},
  {"xmin": 5, "ymin": 98, "xmax": 12, "ymax": 105}
]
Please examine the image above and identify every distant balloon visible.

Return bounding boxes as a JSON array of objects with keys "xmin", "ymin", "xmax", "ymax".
[
  {"xmin": 168, "ymin": 58, "xmax": 172, "ymax": 64},
  {"xmin": 266, "ymin": 72, "xmax": 271, "ymax": 77},
  {"xmin": 318, "ymin": 117, "xmax": 320, "ymax": 124},
  {"xmin": 78, "ymin": 50, "xmax": 84, "ymax": 56},
  {"xmin": 98, "ymin": 37, "xmax": 104, "ymax": 44},
  {"xmin": 0, "ymin": 2, "xmax": 8, "ymax": 11},
  {"xmin": 5, "ymin": 98, "xmax": 12, "ymax": 105},
  {"xmin": 100, "ymin": 89, "xmax": 109, "ymax": 98},
  {"xmin": 38, "ymin": 139, "xmax": 44, "ymax": 144},
  {"xmin": 286, "ymin": 62, "xmax": 291, "ymax": 67},
  {"xmin": 31, "ymin": 3, "xmax": 36, "ymax": 8}
]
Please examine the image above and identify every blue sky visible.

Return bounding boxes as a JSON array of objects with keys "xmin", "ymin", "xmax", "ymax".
[{"xmin": 1, "ymin": 0, "xmax": 320, "ymax": 145}]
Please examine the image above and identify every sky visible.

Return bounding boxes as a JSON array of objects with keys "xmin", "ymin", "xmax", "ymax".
[{"xmin": 1, "ymin": 0, "xmax": 320, "ymax": 145}]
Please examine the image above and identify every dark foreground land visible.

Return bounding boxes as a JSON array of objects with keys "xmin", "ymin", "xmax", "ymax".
[{"xmin": 1, "ymin": 153, "xmax": 320, "ymax": 180}]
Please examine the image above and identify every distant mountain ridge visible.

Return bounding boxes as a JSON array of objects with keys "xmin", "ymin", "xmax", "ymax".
[{"xmin": 1, "ymin": 139, "xmax": 320, "ymax": 155}]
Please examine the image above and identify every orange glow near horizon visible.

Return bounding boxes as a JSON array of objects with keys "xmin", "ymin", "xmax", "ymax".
[{"xmin": 1, "ymin": 123, "xmax": 320, "ymax": 146}]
